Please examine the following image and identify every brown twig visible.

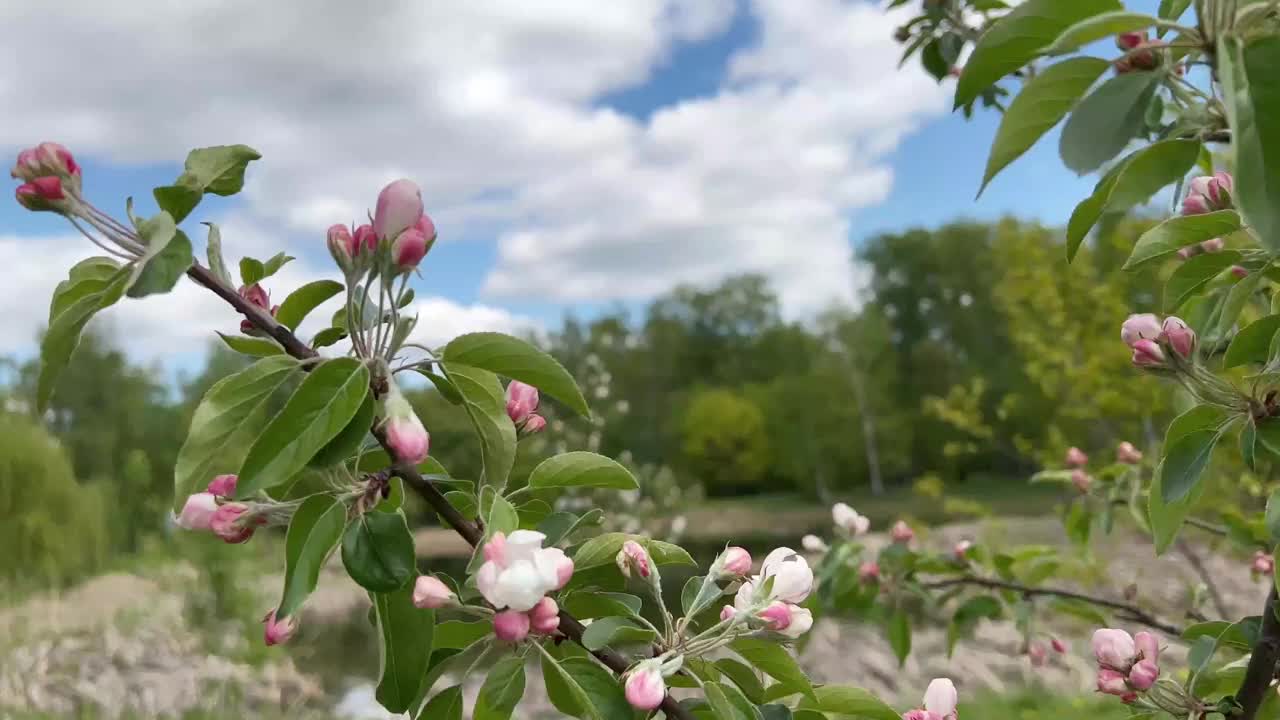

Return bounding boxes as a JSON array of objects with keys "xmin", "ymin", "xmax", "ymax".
[
  {"xmin": 185, "ymin": 261, "xmax": 695, "ymax": 720},
  {"xmin": 1235, "ymin": 587, "xmax": 1280, "ymax": 720},
  {"xmin": 1177, "ymin": 537, "xmax": 1231, "ymax": 619},
  {"xmin": 921, "ymin": 576, "xmax": 1185, "ymax": 636}
]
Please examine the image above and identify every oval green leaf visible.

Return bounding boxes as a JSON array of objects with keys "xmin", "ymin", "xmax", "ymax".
[
  {"xmin": 343, "ymin": 510, "xmax": 417, "ymax": 593},
  {"xmin": 278, "ymin": 494, "xmax": 346, "ymax": 618},
  {"xmin": 440, "ymin": 362, "xmax": 516, "ymax": 491},
  {"xmin": 1220, "ymin": 37, "xmax": 1280, "ymax": 252},
  {"xmin": 1044, "ymin": 11, "xmax": 1162, "ymax": 54},
  {"xmin": 310, "ymin": 392, "xmax": 374, "ymax": 468},
  {"xmin": 1124, "ymin": 210, "xmax": 1242, "ymax": 270},
  {"xmin": 797, "ymin": 685, "xmax": 900, "ymax": 720},
  {"xmin": 236, "ymin": 357, "xmax": 371, "ymax": 497},
  {"xmin": 50, "ymin": 257, "xmax": 121, "ymax": 322},
  {"xmin": 128, "ymin": 226, "xmax": 193, "ymax": 299},
  {"xmin": 1060, "ymin": 71, "xmax": 1160, "ymax": 175},
  {"xmin": 443, "ymin": 332, "xmax": 590, "ymax": 417},
  {"xmin": 373, "ymin": 580, "xmax": 434, "ymax": 713},
  {"xmin": 730, "ymin": 637, "xmax": 815, "ymax": 700},
  {"xmin": 541, "ymin": 655, "xmax": 629, "ymax": 720},
  {"xmin": 276, "ymin": 280, "xmax": 343, "ymax": 331},
  {"xmin": 37, "ymin": 268, "xmax": 131, "ymax": 412},
  {"xmin": 1165, "ymin": 250, "xmax": 1242, "ymax": 311},
  {"xmin": 579, "ymin": 617, "xmax": 656, "ymax": 651},
  {"xmin": 216, "ymin": 331, "xmax": 286, "ymax": 357},
  {"xmin": 474, "ymin": 656, "xmax": 526, "ymax": 720},
  {"xmin": 527, "ymin": 452, "xmax": 638, "ymax": 491},
  {"xmin": 417, "ymin": 686, "xmax": 463, "ymax": 720},
  {"xmin": 1226, "ymin": 315, "xmax": 1280, "ymax": 368}
]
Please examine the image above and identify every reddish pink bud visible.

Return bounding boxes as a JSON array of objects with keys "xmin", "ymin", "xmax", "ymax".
[
  {"xmin": 1130, "ymin": 339, "xmax": 1165, "ymax": 367},
  {"xmin": 1176, "ymin": 246, "xmax": 1195, "ymax": 260},
  {"xmin": 353, "ymin": 223, "xmax": 377, "ymax": 253},
  {"xmin": 1120, "ymin": 314, "xmax": 1161, "ymax": 347},
  {"xmin": 1065, "ymin": 446, "xmax": 1089, "ymax": 468},
  {"xmin": 14, "ymin": 183, "xmax": 40, "ymax": 210},
  {"xmin": 412, "ymin": 575, "xmax": 456, "ymax": 609},
  {"xmin": 1183, "ymin": 172, "xmax": 1234, "ymax": 215},
  {"xmin": 391, "ymin": 227, "xmax": 428, "ymax": 271},
  {"xmin": 1029, "ymin": 642, "xmax": 1047, "ymax": 667},
  {"xmin": 494, "ymin": 609, "xmax": 530, "ymax": 643},
  {"xmin": 1252, "ymin": 550, "xmax": 1274, "ymax": 577},
  {"xmin": 616, "ymin": 540, "xmax": 652, "ymax": 579},
  {"xmin": 720, "ymin": 605, "xmax": 737, "ymax": 622},
  {"xmin": 210, "ymin": 503, "xmax": 255, "ymax": 544},
  {"xmin": 1071, "ymin": 469, "xmax": 1092, "ymax": 494},
  {"xmin": 206, "ymin": 474, "xmax": 237, "ymax": 497},
  {"xmin": 327, "ymin": 224, "xmax": 356, "ymax": 271},
  {"xmin": 953, "ymin": 540, "xmax": 973, "ymax": 561},
  {"xmin": 1116, "ymin": 31, "xmax": 1148, "ymax": 50},
  {"xmin": 902, "ymin": 712, "xmax": 930, "ymax": 720},
  {"xmin": 1128, "ymin": 659, "xmax": 1159, "ymax": 690},
  {"xmin": 624, "ymin": 664, "xmax": 666, "ymax": 711},
  {"xmin": 1201, "ymin": 237, "xmax": 1225, "ymax": 253},
  {"xmin": 1182, "ymin": 194, "xmax": 1211, "ymax": 215},
  {"xmin": 528, "ymin": 596, "xmax": 561, "ymax": 635},
  {"xmin": 1116, "ymin": 442, "xmax": 1143, "ymax": 464},
  {"xmin": 383, "ymin": 384, "xmax": 430, "ymax": 464},
  {"xmin": 758, "ymin": 601, "xmax": 793, "ymax": 632},
  {"xmin": 1232, "ymin": 265, "xmax": 1250, "ymax": 279},
  {"xmin": 1096, "ymin": 668, "xmax": 1130, "ymax": 696},
  {"xmin": 522, "ymin": 414, "xmax": 547, "ymax": 435},
  {"xmin": 11, "ymin": 142, "xmax": 79, "ymax": 182},
  {"xmin": 177, "ymin": 492, "xmax": 219, "ymax": 531},
  {"xmin": 29, "ymin": 176, "xmax": 66, "ymax": 200},
  {"xmin": 891, "ymin": 520, "xmax": 914, "ymax": 544},
  {"xmin": 858, "ymin": 561, "xmax": 880, "ymax": 583},
  {"xmin": 721, "ymin": 546, "xmax": 752, "ymax": 576},
  {"xmin": 1051, "ymin": 636, "xmax": 1068, "ymax": 654},
  {"xmin": 1134, "ymin": 631, "xmax": 1159, "ymax": 663},
  {"xmin": 263, "ymin": 609, "xmax": 298, "ymax": 646},
  {"xmin": 1093, "ymin": 628, "xmax": 1137, "ymax": 669},
  {"xmin": 239, "ymin": 283, "xmax": 270, "ymax": 310},
  {"xmin": 373, "ymin": 178, "xmax": 424, "ymax": 242},
  {"xmin": 1161, "ymin": 316, "xmax": 1195, "ymax": 358},
  {"xmin": 505, "ymin": 381, "xmax": 540, "ymax": 425}
]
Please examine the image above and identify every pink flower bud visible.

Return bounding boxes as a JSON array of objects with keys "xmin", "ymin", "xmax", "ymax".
[
  {"xmin": 493, "ymin": 609, "xmax": 531, "ymax": 643},
  {"xmin": 1128, "ymin": 659, "xmax": 1159, "ymax": 690},
  {"xmin": 1051, "ymin": 636, "xmax": 1068, "ymax": 654},
  {"xmin": 382, "ymin": 383, "xmax": 430, "ymax": 464},
  {"xmin": 505, "ymin": 381, "xmax": 540, "ymax": 425},
  {"xmin": 1252, "ymin": 550, "xmax": 1274, "ymax": 577},
  {"xmin": 528, "ymin": 596, "xmax": 561, "ymax": 635},
  {"xmin": 483, "ymin": 531, "xmax": 508, "ymax": 565},
  {"xmin": 858, "ymin": 561, "xmax": 880, "ymax": 583},
  {"xmin": 522, "ymin": 414, "xmax": 547, "ymax": 435},
  {"xmin": 758, "ymin": 601, "xmax": 793, "ymax": 632},
  {"xmin": 1065, "ymin": 446, "xmax": 1089, "ymax": 468},
  {"xmin": 1181, "ymin": 194, "xmax": 1211, "ymax": 215},
  {"xmin": 327, "ymin": 224, "xmax": 356, "ymax": 271},
  {"xmin": 1130, "ymin": 339, "xmax": 1165, "ymax": 367},
  {"xmin": 1029, "ymin": 642, "xmax": 1047, "ymax": 667},
  {"xmin": 239, "ymin": 283, "xmax": 270, "ymax": 309},
  {"xmin": 412, "ymin": 575, "xmax": 456, "ymax": 609},
  {"xmin": 801, "ymin": 534, "xmax": 829, "ymax": 553},
  {"xmin": 210, "ymin": 503, "xmax": 255, "ymax": 544},
  {"xmin": 616, "ymin": 540, "xmax": 652, "ymax": 579},
  {"xmin": 1096, "ymin": 668, "xmax": 1130, "ymax": 696},
  {"xmin": 547, "ymin": 547, "xmax": 575, "ymax": 590},
  {"xmin": 373, "ymin": 178, "xmax": 424, "ymax": 242},
  {"xmin": 263, "ymin": 609, "xmax": 298, "ymax": 646},
  {"xmin": 1176, "ymin": 246, "xmax": 1195, "ymax": 260},
  {"xmin": 902, "ymin": 711, "xmax": 930, "ymax": 720},
  {"xmin": 1232, "ymin": 265, "xmax": 1251, "ymax": 279},
  {"xmin": 1161, "ymin": 316, "xmax": 1195, "ymax": 358},
  {"xmin": 29, "ymin": 176, "xmax": 66, "ymax": 200},
  {"xmin": 922, "ymin": 678, "xmax": 958, "ymax": 720},
  {"xmin": 353, "ymin": 223, "xmax": 377, "ymax": 253},
  {"xmin": 1116, "ymin": 442, "xmax": 1143, "ymax": 464},
  {"xmin": 720, "ymin": 605, "xmax": 737, "ymax": 622},
  {"xmin": 176, "ymin": 492, "xmax": 219, "ymax": 531},
  {"xmin": 891, "ymin": 520, "xmax": 914, "ymax": 544},
  {"xmin": 14, "ymin": 183, "xmax": 41, "ymax": 210},
  {"xmin": 206, "ymin": 474, "xmax": 237, "ymax": 497},
  {"xmin": 11, "ymin": 142, "xmax": 79, "ymax": 182},
  {"xmin": 1116, "ymin": 31, "xmax": 1148, "ymax": 50},
  {"xmin": 1134, "ymin": 631, "xmax": 1160, "ymax": 663},
  {"xmin": 1201, "ymin": 237, "xmax": 1225, "ymax": 253},
  {"xmin": 721, "ymin": 546, "xmax": 752, "ymax": 577},
  {"xmin": 1092, "ymin": 628, "xmax": 1137, "ymax": 670},
  {"xmin": 624, "ymin": 664, "xmax": 666, "ymax": 711},
  {"xmin": 1183, "ymin": 172, "xmax": 1234, "ymax": 215},
  {"xmin": 1071, "ymin": 469, "xmax": 1092, "ymax": 494},
  {"xmin": 391, "ymin": 227, "xmax": 428, "ymax": 272},
  {"xmin": 953, "ymin": 540, "xmax": 973, "ymax": 561},
  {"xmin": 1120, "ymin": 314, "xmax": 1162, "ymax": 347}
]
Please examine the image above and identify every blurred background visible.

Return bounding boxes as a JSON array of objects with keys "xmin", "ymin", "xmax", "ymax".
[{"xmin": 0, "ymin": 0, "xmax": 1257, "ymax": 718}]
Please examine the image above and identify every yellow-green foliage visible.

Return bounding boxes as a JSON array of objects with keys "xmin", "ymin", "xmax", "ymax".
[
  {"xmin": 680, "ymin": 388, "xmax": 771, "ymax": 493},
  {"xmin": 0, "ymin": 412, "xmax": 109, "ymax": 588}
]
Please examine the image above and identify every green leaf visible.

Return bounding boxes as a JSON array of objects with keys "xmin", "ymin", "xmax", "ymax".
[
  {"xmin": 1226, "ymin": 315, "xmax": 1280, "ymax": 368},
  {"xmin": 1149, "ymin": 405, "xmax": 1228, "ymax": 553},
  {"xmin": 49, "ymin": 257, "xmax": 122, "ymax": 322},
  {"xmin": 954, "ymin": 0, "xmax": 1121, "ymax": 109},
  {"xmin": 153, "ymin": 179, "xmax": 203, "ymax": 225},
  {"xmin": 537, "ymin": 509, "xmax": 604, "ymax": 547},
  {"xmin": 277, "ymin": 495, "xmax": 346, "ymax": 618},
  {"xmin": 442, "ymin": 332, "xmax": 590, "ymax": 417},
  {"xmin": 312, "ymin": 326, "xmax": 347, "ymax": 349},
  {"xmin": 979, "ymin": 57, "xmax": 1110, "ymax": 195},
  {"xmin": 417, "ymin": 686, "xmax": 463, "ymax": 720},
  {"xmin": 1266, "ymin": 491, "xmax": 1280, "ymax": 543},
  {"xmin": 1066, "ymin": 192, "xmax": 1108, "ymax": 261},
  {"xmin": 947, "ymin": 596, "xmax": 1003, "ymax": 656},
  {"xmin": 1060, "ymin": 71, "xmax": 1160, "ymax": 174},
  {"xmin": 373, "ymin": 581, "xmax": 434, "ymax": 714},
  {"xmin": 527, "ymin": 452, "xmax": 639, "ymax": 491},
  {"xmin": 1103, "ymin": 139, "xmax": 1202, "ymax": 211},
  {"xmin": 730, "ymin": 638, "xmax": 814, "ymax": 700},
  {"xmin": 1124, "ymin": 210, "xmax": 1243, "ymax": 270},
  {"xmin": 342, "ymin": 511, "xmax": 417, "ymax": 592},
  {"xmin": 474, "ymin": 656, "xmax": 526, "ymax": 720},
  {"xmin": 172, "ymin": 356, "xmax": 299, "ymax": 511},
  {"xmin": 236, "ymin": 357, "xmax": 371, "ymax": 497},
  {"xmin": 1044, "ymin": 12, "xmax": 1162, "ymax": 55},
  {"xmin": 562, "ymin": 591, "xmax": 642, "ymax": 620},
  {"xmin": 128, "ymin": 217, "xmax": 193, "ymax": 298},
  {"xmin": 580, "ymin": 616, "xmax": 656, "ymax": 651},
  {"xmin": 216, "ymin": 332, "xmax": 285, "ymax": 357},
  {"xmin": 1216, "ymin": 267, "xmax": 1265, "ymax": 336},
  {"xmin": 716, "ymin": 659, "xmax": 765, "ymax": 704},
  {"xmin": 415, "ymin": 639, "xmax": 492, "ymax": 714},
  {"xmin": 434, "ymin": 620, "xmax": 490, "ymax": 650},
  {"xmin": 181, "ymin": 144, "xmax": 262, "ymax": 196},
  {"xmin": 797, "ymin": 685, "xmax": 900, "ymax": 720},
  {"xmin": 261, "ymin": 252, "xmax": 295, "ymax": 279},
  {"xmin": 415, "ymin": 368, "xmax": 464, "ymax": 405},
  {"xmin": 37, "ymin": 268, "xmax": 130, "ymax": 412},
  {"xmin": 1158, "ymin": 0, "xmax": 1192, "ymax": 20},
  {"xmin": 540, "ymin": 651, "xmax": 605, "ymax": 720},
  {"xmin": 1160, "ymin": 429, "xmax": 1220, "ymax": 503},
  {"xmin": 1165, "ymin": 251, "xmax": 1242, "ymax": 311},
  {"xmin": 309, "ymin": 393, "xmax": 374, "ymax": 468},
  {"xmin": 440, "ymin": 363, "xmax": 516, "ymax": 491},
  {"xmin": 1220, "ymin": 37, "xmax": 1280, "ymax": 252},
  {"xmin": 542, "ymin": 656, "xmax": 631, "ymax": 720},
  {"xmin": 240, "ymin": 257, "xmax": 265, "ymax": 285},
  {"xmin": 705, "ymin": 682, "xmax": 758, "ymax": 720},
  {"xmin": 276, "ymin": 280, "xmax": 343, "ymax": 331},
  {"xmin": 1256, "ymin": 416, "xmax": 1280, "ymax": 461},
  {"xmin": 202, "ymin": 222, "xmax": 233, "ymax": 286},
  {"xmin": 887, "ymin": 609, "xmax": 911, "ymax": 666}
]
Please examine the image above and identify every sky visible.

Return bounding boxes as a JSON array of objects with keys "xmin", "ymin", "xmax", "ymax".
[{"xmin": 0, "ymin": 0, "xmax": 1140, "ymax": 376}]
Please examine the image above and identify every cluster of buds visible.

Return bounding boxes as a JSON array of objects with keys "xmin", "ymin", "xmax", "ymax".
[
  {"xmin": 832, "ymin": 502, "xmax": 871, "ymax": 537},
  {"xmin": 328, "ymin": 179, "xmax": 436, "ymax": 276},
  {"xmin": 1093, "ymin": 628, "xmax": 1161, "ymax": 702},
  {"xmin": 722, "ymin": 547, "xmax": 814, "ymax": 639},
  {"xmin": 475, "ymin": 530, "xmax": 574, "ymax": 642},
  {"xmin": 11, "ymin": 141, "xmax": 81, "ymax": 213},
  {"xmin": 237, "ymin": 283, "xmax": 280, "ymax": 334},
  {"xmin": 1181, "ymin": 172, "xmax": 1234, "ymax": 216},
  {"xmin": 379, "ymin": 379, "xmax": 430, "ymax": 465},
  {"xmin": 1251, "ymin": 550, "xmax": 1274, "ymax": 580},
  {"xmin": 505, "ymin": 381, "xmax": 547, "ymax": 436},
  {"xmin": 1114, "ymin": 31, "xmax": 1165, "ymax": 73},
  {"xmin": 1121, "ymin": 313, "xmax": 1195, "ymax": 368},
  {"xmin": 176, "ymin": 474, "xmax": 266, "ymax": 544},
  {"xmin": 901, "ymin": 678, "xmax": 958, "ymax": 720}
]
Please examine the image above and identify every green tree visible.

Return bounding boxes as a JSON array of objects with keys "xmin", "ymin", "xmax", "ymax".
[{"xmin": 679, "ymin": 387, "xmax": 771, "ymax": 495}]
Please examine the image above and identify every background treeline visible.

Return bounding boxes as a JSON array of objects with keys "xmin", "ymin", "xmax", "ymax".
[{"xmin": 0, "ymin": 217, "xmax": 1175, "ymax": 588}]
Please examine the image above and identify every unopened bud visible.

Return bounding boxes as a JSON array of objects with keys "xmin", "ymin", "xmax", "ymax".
[
  {"xmin": 327, "ymin": 224, "xmax": 356, "ymax": 273},
  {"xmin": 1130, "ymin": 339, "xmax": 1165, "ymax": 367},
  {"xmin": 1182, "ymin": 172, "xmax": 1234, "ymax": 215},
  {"xmin": 858, "ymin": 560, "xmax": 880, "ymax": 583},
  {"xmin": 373, "ymin": 178, "xmax": 424, "ymax": 243},
  {"xmin": 1120, "ymin": 313, "xmax": 1161, "ymax": 347},
  {"xmin": 210, "ymin": 503, "xmax": 255, "ymax": 544},
  {"xmin": 624, "ymin": 663, "xmax": 666, "ymax": 711},
  {"xmin": 412, "ymin": 575, "xmax": 457, "ymax": 609},
  {"xmin": 801, "ymin": 534, "xmax": 828, "ymax": 553},
  {"xmin": 1116, "ymin": 441, "xmax": 1143, "ymax": 465},
  {"xmin": 1232, "ymin": 265, "xmax": 1250, "ymax": 279},
  {"xmin": 1071, "ymin": 469, "xmax": 1092, "ymax": 494},
  {"xmin": 1051, "ymin": 636, "xmax": 1068, "ymax": 654},
  {"xmin": 1028, "ymin": 642, "xmax": 1047, "ymax": 667},
  {"xmin": 391, "ymin": 227, "xmax": 428, "ymax": 272},
  {"xmin": 493, "ymin": 609, "xmax": 531, "ymax": 643},
  {"xmin": 1115, "ymin": 31, "xmax": 1148, "ymax": 50},
  {"xmin": 1065, "ymin": 446, "xmax": 1088, "ymax": 468},
  {"xmin": 353, "ymin": 223, "xmax": 377, "ymax": 254},
  {"xmin": 890, "ymin": 520, "xmax": 914, "ymax": 544},
  {"xmin": 382, "ymin": 381, "xmax": 430, "ymax": 464},
  {"xmin": 528, "ymin": 596, "xmax": 561, "ymax": 635},
  {"xmin": 207, "ymin": 474, "xmax": 238, "ymax": 497},
  {"xmin": 616, "ymin": 540, "xmax": 652, "ymax": 579},
  {"xmin": 505, "ymin": 381, "xmax": 540, "ymax": 425},
  {"xmin": 1161, "ymin": 316, "xmax": 1195, "ymax": 358},
  {"xmin": 263, "ymin": 609, "xmax": 298, "ymax": 646},
  {"xmin": 720, "ymin": 546, "xmax": 752, "ymax": 577},
  {"xmin": 953, "ymin": 539, "xmax": 973, "ymax": 561},
  {"xmin": 1200, "ymin": 237, "xmax": 1225, "ymax": 253},
  {"xmin": 1128, "ymin": 659, "xmax": 1159, "ymax": 690},
  {"xmin": 1252, "ymin": 550, "xmax": 1274, "ymax": 578},
  {"xmin": 176, "ymin": 492, "xmax": 219, "ymax": 531}
]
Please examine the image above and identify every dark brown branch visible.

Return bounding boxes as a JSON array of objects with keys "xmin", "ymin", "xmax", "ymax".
[
  {"xmin": 1236, "ymin": 587, "xmax": 1280, "ymax": 720},
  {"xmin": 185, "ymin": 261, "xmax": 695, "ymax": 720},
  {"xmin": 922, "ymin": 576, "xmax": 1185, "ymax": 636}
]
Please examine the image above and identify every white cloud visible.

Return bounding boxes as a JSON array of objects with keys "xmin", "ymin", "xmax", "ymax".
[{"xmin": 0, "ymin": 0, "xmax": 944, "ymax": 323}]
